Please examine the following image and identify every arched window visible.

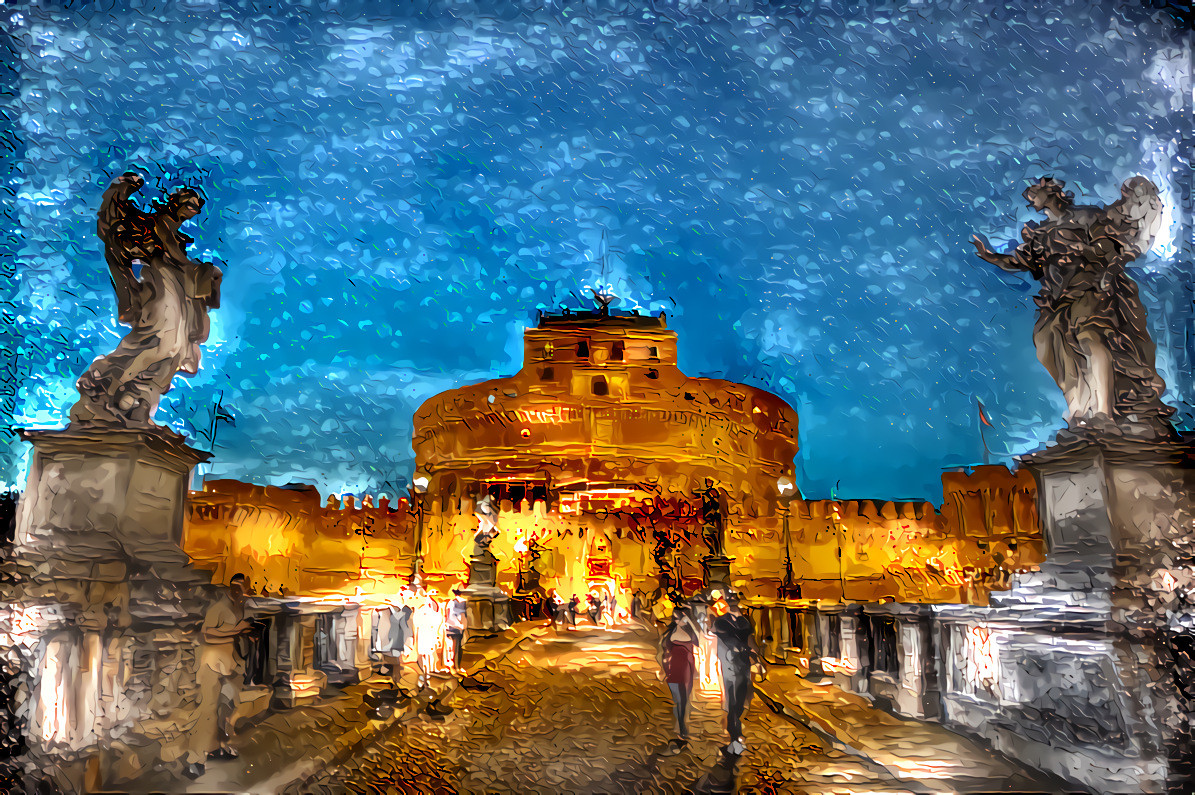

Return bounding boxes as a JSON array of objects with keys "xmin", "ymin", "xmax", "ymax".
[
  {"xmin": 611, "ymin": 341, "xmax": 624, "ymax": 361},
  {"xmin": 576, "ymin": 340, "xmax": 590, "ymax": 359},
  {"xmin": 592, "ymin": 376, "xmax": 609, "ymax": 396}
]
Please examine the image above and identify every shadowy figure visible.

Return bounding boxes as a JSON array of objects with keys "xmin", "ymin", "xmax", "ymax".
[
  {"xmin": 183, "ymin": 574, "xmax": 251, "ymax": 779},
  {"xmin": 446, "ymin": 587, "xmax": 468, "ymax": 675},
  {"xmin": 712, "ymin": 592, "xmax": 759, "ymax": 756}
]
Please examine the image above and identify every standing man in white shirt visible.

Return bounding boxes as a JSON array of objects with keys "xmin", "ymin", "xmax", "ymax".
[{"xmin": 413, "ymin": 594, "xmax": 444, "ymax": 691}]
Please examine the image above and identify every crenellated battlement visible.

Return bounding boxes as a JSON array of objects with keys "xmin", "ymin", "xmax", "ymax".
[{"xmin": 183, "ymin": 463, "xmax": 1042, "ymax": 605}]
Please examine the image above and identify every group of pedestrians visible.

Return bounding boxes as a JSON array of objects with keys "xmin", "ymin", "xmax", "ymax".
[
  {"xmin": 658, "ymin": 591, "xmax": 759, "ymax": 756},
  {"xmin": 545, "ymin": 588, "xmax": 620, "ymax": 630},
  {"xmin": 372, "ymin": 586, "xmax": 470, "ymax": 690}
]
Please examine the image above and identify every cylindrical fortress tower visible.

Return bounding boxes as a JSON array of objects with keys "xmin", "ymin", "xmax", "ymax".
[{"xmin": 411, "ymin": 308, "xmax": 799, "ymax": 600}]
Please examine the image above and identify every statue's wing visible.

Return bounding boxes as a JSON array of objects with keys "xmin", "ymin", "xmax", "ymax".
[
  {"xmin": 1111, "ymin": 176, "xmax": 1164, "ymax": 254},
  {"xmin": 98, "ymin": 174, "xmax": 154, "ymax": 323}
]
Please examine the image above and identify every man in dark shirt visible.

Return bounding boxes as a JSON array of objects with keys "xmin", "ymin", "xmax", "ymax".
[
  {"xmin": 567, "ymin": 595, "xmax": 579, "ymax": 628},
  {"xmin": 446, "ymin": 588, "xmax": 469, "ymax": 675},
  {"xmin": 712, "ymin": 592, "xmax": 758, "ymax": 755}
]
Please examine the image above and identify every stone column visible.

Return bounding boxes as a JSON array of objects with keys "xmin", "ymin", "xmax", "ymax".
[
  {"xmin": 353, "ymin": 607, "xmax": 374, "ymax": 681},
  {"xmin": 802, "ymin": 608, "xmax": 825, "ymax": 677},
  {"xmin": 893, "ymin": 608, "xmax": 938, "ymax": 720},
  {"xmin": 272, "ymin": 610, "xmax": 326, "ymax": 707},
  {"xmin": 837, "ymin": 606, "xmax": 866, "ymax": 693}
]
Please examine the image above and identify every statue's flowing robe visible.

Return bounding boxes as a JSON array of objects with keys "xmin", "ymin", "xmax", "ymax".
[
  {"xmin": 1016, "ymin": 211, "xmax": 1171, "ymax": 425},
  {"xmin": 71, "ymin": 196, "xmax": 220, "ymax": 424}
]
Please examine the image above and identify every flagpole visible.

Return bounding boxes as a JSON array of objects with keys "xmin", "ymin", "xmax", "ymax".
[
  {"xmin": 201, "ymin": 391, "xmax": 226, "ymax": 488},
  {"xmin": 977, "ymin": 399, "xmax": 992, "ymax": 466}
]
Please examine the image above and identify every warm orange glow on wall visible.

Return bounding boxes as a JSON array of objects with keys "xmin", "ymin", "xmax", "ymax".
[{"xmin": 184, "ymin": 315, "xmax": 1043, "ymax": 607}]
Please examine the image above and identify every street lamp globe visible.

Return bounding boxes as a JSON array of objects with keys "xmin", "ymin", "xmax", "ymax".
[
  {"xmin": 776, "ymin": 475, "xmax": 796, "ymax": 499},
  {"xmin": 413, "ymin": 474, "xmax": 430, "ymax": 493}
]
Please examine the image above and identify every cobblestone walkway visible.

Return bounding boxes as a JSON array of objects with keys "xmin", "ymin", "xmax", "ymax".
[{"xmin": 294, "ymin": 624, "xmax": 1065, "ymax": 794}]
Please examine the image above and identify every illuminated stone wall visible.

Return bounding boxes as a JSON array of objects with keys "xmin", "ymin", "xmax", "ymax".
[
  {"xmin": 183, "ymin": 465, "xmax": 1042, "ymax": 606},
  {"xmin": 184, "ymin": 480, "xmax": 417, "ymax": 600}
]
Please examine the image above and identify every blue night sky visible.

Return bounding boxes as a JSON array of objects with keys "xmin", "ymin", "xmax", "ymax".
[{"xmin": 1, "ymin": 0, "xmax": 1191, "ymax": 500}]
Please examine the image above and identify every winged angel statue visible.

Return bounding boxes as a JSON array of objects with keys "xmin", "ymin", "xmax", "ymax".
[
  {"xmin": 971, "ymin": 176, "xmax": 1173, "ymax": 437},
  {"xmin": 69, "ymin": 173, "xmax": 222, "ymax": 430}
]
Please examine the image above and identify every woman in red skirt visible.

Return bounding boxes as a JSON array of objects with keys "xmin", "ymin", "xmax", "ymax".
[{"xmin": 658, "ymin": 601, "xmax": 700, "ymax": 745}]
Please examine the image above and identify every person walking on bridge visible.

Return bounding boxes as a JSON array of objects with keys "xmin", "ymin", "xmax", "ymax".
[
  {"xmin": 712, "ymin": 592, "xmax": 759, "ymax": 756},
  {"xmin": 658, "ymin": 601, "xmax": 700, "ymax": 748}
]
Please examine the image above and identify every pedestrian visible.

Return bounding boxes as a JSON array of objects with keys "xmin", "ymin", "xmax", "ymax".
[
  {"xmin": 658, "ymin": 601, "xmax": 700, "ymax": 747},
  {"xmin": 692, "ymin": 595, "xmax": 718, "ymax": 690},
  {"xmin": 183, "ymin": 573, "xmax": 252, "ymax": 779},
  {"xmin": 384, "ymin": 593, "xmax": 410, "ymax": 688},
  {"xmin": 712, "ymin": 592, "xmax": 759, "ymax": 755},
  {"xmin": 397, "ymin": 587, "xmax": 414, "ymax": 660},
  {"xmin": 631, "ymin": 592, "xmax": 642, "ymax": 622},
  {"xmin": 567, "ymin": 594, "xmax": 579, "ymax": 628},
  {"xmin": 604, "ymin": 590, "xmax": 617, "ymax": 628},
  {"xmin": 588, "ymin": 593, "xmax": 601, "ymax": 625},
  {"xmin": 544, "ymin": 591, "xmax": 559, "ymax": 628},
  {"xmin": 446, "ymin": 587, "xmax": 468, "ymax": 675},
  {"xmin": 413, "ymin": 594, "xmax": 443, "ymax": 690}
]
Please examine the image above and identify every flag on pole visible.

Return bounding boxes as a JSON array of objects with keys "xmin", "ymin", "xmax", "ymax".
[
  {"xmin": 976, "ymin": 398, "xmax": 993, "ymax": 466},
  {"xmin": 977, "ymin": 399, "xmax": 994, "ymax": 428}
]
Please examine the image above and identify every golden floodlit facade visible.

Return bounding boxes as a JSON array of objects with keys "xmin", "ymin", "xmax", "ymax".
[
  {"xmin": 183, "ymin": 308, "xmax": 1045, "ymax": 616},
  {"xmin": 410, "ymin": 308, "xmax": 801, "ymax": 602}
]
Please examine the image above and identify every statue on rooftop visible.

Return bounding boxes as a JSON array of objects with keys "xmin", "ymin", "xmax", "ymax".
[
  {"xmin": 591, "ymin": 287, "xmax": 615, "ymax": 316},
  {"xmin": 971, "ymin": 176, "xmax": 1174, "ymax": 438},
  {"xmin": 696, "ymin": 478, "xmax": 728, "ymax": 557},
  {"xmin": 69, "ymin": 172, "xmax": 222, "ymax": 430},
  {"xmin": 471, "ymin": 494, "xmax": 501, "ymax": 559}
]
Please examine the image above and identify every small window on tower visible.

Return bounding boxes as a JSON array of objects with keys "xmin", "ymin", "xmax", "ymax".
[
  {"xmin": 647, "ymin": 368, "xmax": 659, "ymax": 379},
  {"xmin": 648, "ymin": 346, "xmax": 659, "ymax": 360},
  {"xmin": 577, "ymin": 340, "xmax": 590, "ymax": 359},
  {"xmin": 611, "ymin": 341, "xmax": 624, "ymax": 361},
  {"xmin": 540, "ymin": 366, "xmax": 555, "ymax": 381},
  {"xmin": 592, "ymin": 376, "xmax": 609, "ymax": 396}
]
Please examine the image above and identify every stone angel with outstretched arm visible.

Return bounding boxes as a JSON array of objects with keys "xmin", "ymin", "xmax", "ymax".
[
  {"xmin": 970, "ymin": 175, "xmax": 1172, "ymax": 438},
  {"xmin": 70, "ymin": 172, "xmax": 222, "ymax": 429}
]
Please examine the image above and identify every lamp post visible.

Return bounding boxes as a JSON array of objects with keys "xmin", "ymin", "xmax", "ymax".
[
  {"xmin": 776, "ymin": 475, "xmax": 797, "ymax": 599},
  {"xmin": 410, "ymin": 474, "xmax": 429, "ymax": 590}
]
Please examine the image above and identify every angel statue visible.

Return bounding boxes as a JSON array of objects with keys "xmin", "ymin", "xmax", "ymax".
[
  {"xmin": 470, "ymin": 493, "xmax": 501, "ymax": 559},
  {"xmin": 69, "ymin": 172, "xmax": 222, "ymax": 430},
  {"xmin": 971, "ymin": 176, "xmax": 1174, "ymax": 438}
]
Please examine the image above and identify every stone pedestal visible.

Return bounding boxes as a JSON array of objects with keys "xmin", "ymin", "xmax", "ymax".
[
  {"xmin": 464, "ymin": 552, "xmax": 511, "ymax": 633},
  {"xmin": 939, "ymin": 434, "xmax": 1195, "ymax": 794},
  {"xmin": 701, "ymin": 554, "xmax": 733, "ymax": 590},
  {"xmin": 12, "ymin": 428, "xmax": 208, "ymax": 577},
  {"xmin": 1, "ymin": 427, "xmax": 214, "ymax": 790},
  {"xmin": 512, "ymin": 568, "xmax": 546, "ymax": 621}
]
